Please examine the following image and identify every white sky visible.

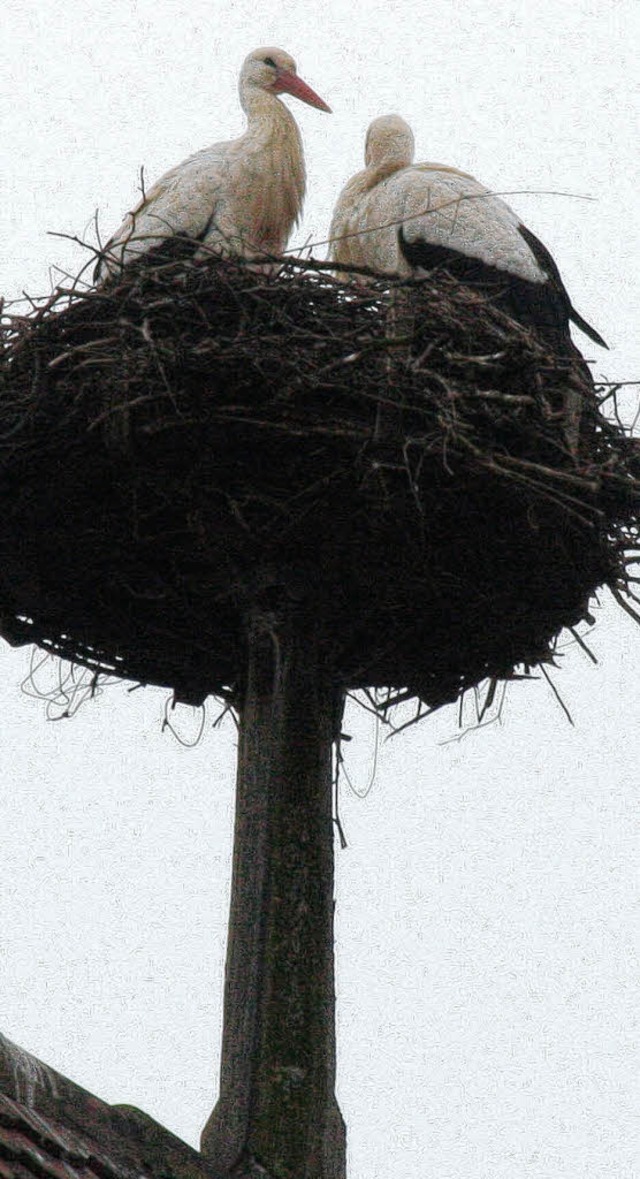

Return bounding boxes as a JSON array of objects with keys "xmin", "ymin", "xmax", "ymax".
[{"xmin": 2, "ymin": 2, "xmax": 640, "ymax": 1177}]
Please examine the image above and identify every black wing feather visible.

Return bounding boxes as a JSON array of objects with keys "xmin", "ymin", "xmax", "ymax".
[
  {"xmin": 398, "ymin": 228, "xmax": 571, "ymax": 342},
  {"xmin": 517, "ymin": 223, "xmax": 607, "ymax": 349},
  {"xmin": 398, "ymin": 226, "xmax": 607, "ymax": 352}
]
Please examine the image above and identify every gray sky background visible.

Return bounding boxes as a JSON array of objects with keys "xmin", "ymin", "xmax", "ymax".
[{"xmin": 2, "ymin": 2, "xmax": 640, "ymax": 1176}]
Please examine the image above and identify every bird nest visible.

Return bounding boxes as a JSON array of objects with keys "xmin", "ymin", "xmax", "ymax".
[{"xmin": 0, "ymin": 243, "xmax": 638, "ymax": 711}]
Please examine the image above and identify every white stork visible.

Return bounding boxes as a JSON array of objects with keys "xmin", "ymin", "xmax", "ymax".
[
  {"xmin": 95, "ymin": 47, "xmax": 330, "ymax": 282},
  {"xmin": 329, "ymin": 114, "xmax": 606, "ymax": 350}
]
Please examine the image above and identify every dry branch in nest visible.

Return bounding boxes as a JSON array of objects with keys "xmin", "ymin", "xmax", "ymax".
[{"xmin": 0, "ymin": 241, "xmax": 638, "ymax": 711}]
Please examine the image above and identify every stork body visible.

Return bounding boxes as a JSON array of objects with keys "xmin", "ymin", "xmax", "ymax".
[
  {"xmin": 330, "ymin": 115, "xmax": 605, "ymax": 349},
  {"xmin": 95, "ymin": 48, "xmax": 330, "ymax": 282}
]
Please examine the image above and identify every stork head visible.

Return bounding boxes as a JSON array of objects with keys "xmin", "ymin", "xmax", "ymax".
[
  {"xmin": 365, "ymin": 115, "xmax": 415, "ymax": 171},
  {"xmin": 240, "ymin": 47, "xmax": 331, "ymax": 112}
]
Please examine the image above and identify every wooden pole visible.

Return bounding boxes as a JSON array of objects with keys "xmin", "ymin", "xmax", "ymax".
[{"xmin": 201, "ymin": 594, "xmax": 346, "ymax": 1179}]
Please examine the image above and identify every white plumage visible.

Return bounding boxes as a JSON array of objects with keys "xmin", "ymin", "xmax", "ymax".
[
  {"xmin": 330, "ymin": 115, "xmax": 606, "ymax": 348},
  {"xmin": 95, "ymin": 47, "xmax": 330, "ymax": 282}
]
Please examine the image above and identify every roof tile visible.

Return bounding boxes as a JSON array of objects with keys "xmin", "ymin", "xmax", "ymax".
[
  {"xmin": 0, "ymin": 1033, "xmax": 222, "ymax": 1179},
  {"xmin": 0, "ymin": 1096, "xmax": 91, "ymax": 1164}
]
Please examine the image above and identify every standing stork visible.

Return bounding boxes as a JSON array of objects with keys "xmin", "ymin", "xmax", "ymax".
[
  {"xmin": 95, "ymin": 47, "xmax": 330, "ymax": 282},
  {"xmin": 329, "ymin": 114, "xmax": 606, "ymax": 351}
]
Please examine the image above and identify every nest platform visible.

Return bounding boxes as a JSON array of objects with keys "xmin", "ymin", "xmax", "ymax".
[{"xmin": 0, "ymin": 245, "xmax": 638, "ymax": 709}]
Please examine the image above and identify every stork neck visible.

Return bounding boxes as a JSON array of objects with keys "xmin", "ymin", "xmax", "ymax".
[
  {"xmin": 235, "ymin": 88, "xmax": 306, "ymax": 249},
  {"xmin": 368, "ymin": 156, "xmax": 409, "ymax": 185},
  {"xmin": 241, "ymin": 86, "xmax": 295, "ymax": 139},
  {"xmin": 343, "ymin": 157, "xmax": 405, "ymax": 201}
]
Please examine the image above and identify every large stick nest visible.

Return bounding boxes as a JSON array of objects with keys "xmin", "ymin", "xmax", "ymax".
[{"xmin": 1, "ymin": 243, "xmax": 638, "ymax": 709}]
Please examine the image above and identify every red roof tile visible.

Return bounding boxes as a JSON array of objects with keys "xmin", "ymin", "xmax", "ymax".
[{"xmin": 0, "ymin": 1033, "xmax": 221, "ymax": 1179}]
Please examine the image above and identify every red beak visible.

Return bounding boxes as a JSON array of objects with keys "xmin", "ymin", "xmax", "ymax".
[{"xmin": 274, "ymin": 71, "xmax": 331, "ymax": 113}]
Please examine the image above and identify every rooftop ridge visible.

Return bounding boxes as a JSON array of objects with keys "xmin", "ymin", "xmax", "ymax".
[{"xmin": 0, "ymin": 1032, "xmax": 221, "ymax": 1179}]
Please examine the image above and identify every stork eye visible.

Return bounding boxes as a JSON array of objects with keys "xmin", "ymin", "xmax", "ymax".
[{"xmin": 264, "ymin": 56, "xmax": 277, "ymax": 68}]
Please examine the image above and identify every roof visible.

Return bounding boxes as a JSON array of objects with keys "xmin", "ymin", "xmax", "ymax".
[{"xmin": 0, "ymin": 1032, "xmax": 221, "ymax": 1179}]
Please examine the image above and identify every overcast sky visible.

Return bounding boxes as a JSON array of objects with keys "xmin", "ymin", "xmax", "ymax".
[{"xmin": 2, "ymin": 3, "xmax": 640, "ymax": 1177}]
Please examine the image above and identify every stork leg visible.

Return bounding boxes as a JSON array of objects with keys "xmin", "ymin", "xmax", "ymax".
[{"xmin": 201, "ymin": 590, "xmax": 346, "ymax": 1179}]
